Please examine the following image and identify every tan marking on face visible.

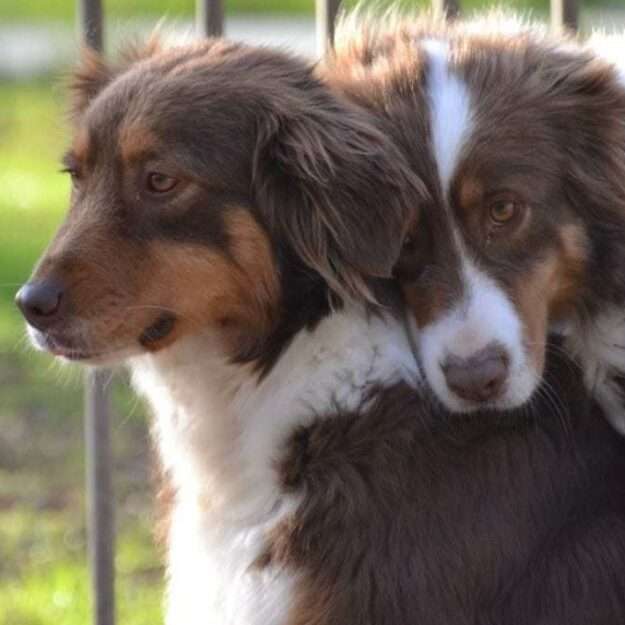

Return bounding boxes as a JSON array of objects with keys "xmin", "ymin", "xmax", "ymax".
[
  {"xmin": 118, "ymin": 125, "xmax": 159, "ymax": 163},
  {"xmin": 30, "ymin": 218, "xmax": 150, "ymax": 354},
  {"xmin": 548, "ymin": 223, "xmax": 588, "ymax": 320},
  {"xmin": 125, "ymin": 209, "xmax": 279, "ymax": 354},
  {"xmin": 458, "ymin": 176, "xmax": 483, "ymax": 209},
  {"xmin": 139, "ymin": 230, "xmax": 278, "ymax": 354},
  {"xmin": 224, "ymin": 208, "xmax": 280, "ymax": 332},
  {"xmin": 72, "ymin": 126, "xmax": 90, "ymax": 164},
  {"xmin": 511, "ymin": 224, "xmax": 587, "ymax": 371},
  {"xmin": 30, "ymin": 206, "xmax": 280, "ymax": 359},
  {"xmin": 403, "ymin": 280, "xmax": 453, "ymax": 329},
  {"xmin": 513, "ymin": 255, "xmax": 558, "ymax": 373}
]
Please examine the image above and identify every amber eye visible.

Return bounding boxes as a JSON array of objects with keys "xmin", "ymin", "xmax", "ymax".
[
  {"xmin": 489, "ymin": 198, "xmax": 518, "ymax": 225},
  {"xmin": 146, "ymin": 172, "xmax": 178, "ymax": 193}
]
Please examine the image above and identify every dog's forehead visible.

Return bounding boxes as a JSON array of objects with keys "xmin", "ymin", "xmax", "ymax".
[
  {"xmin": 436, "ymin": 42, "xmax": 571, "ymax": 196},
  {"xmin": 74, "ymin": 70, "xmax": 187, "ymax": 165}
]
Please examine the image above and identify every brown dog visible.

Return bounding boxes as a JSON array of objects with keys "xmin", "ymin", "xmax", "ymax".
[
  {"xmin": 327, "ymin": 13, "xmax": 625, "ymax": 431},
  {"xmin": 15, "ymin": 28, "xmax": 625, "ymax": 625}
]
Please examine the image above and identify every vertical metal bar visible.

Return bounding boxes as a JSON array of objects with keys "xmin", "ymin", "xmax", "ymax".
[
  {"xmin": 316, "ymin": 0, "xmax": 341, "ymax": 57},
  {"xmin": 197, "ymin": 0, "xmax": 224, "ymax": 38},
  {"xmin": 85, "ymin": 369, "xmax": 115, "ymax": 625},
  {"xmin": 77, "ymin": 4, "xmax": 114, "ymax": 624},
  {"xmin": 551, "ymin": 0, "xmax": 579, "ymax": 33},
  {"xmin": 432, "ymin": 0, "xmax": 460, "ymax": 19},
  {"xmin": 77, "ymin": 0, "xmax": 103, "ymax": 51}
]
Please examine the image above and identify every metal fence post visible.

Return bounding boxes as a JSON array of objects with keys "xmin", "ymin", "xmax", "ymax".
[
  {"xmin": 84, "ymin": 369, "xmax": 115, "ymax": 625},
  {"xmin": 316, "ymin": 0, "xmax": 341, "ymax": 57},
  {"xmin": 76, "ymin": 3, "xmax": 114, "ymax": 623},
  {"xmin": 77, "ymin": 0, "xmax": 103, "ymax": 50},
  {"xmin": 432, "ymin": 0, "xmax": 460, "ymax": 19},
  {"xmin": 551, "ymin": 0, "xmax": 579, "ymax": 33},
  {"xmin": 197, "ymin": 0, "xmax": 224, "ymax": 38}
]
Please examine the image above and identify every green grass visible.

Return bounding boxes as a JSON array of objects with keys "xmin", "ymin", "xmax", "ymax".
[
  {"xmin": 0, "ymin": 509, "xmax": 163, "ymax": 625},
  {"xmin": 0, "ymin": 81, "xmax": 163, "ymax": 625},
  {"xmin": 1, "ymin": 0, "xmax": 312, "ymax": 22},
  {"xmin": 0, "ymin": 82, "xmax": 69, "ymax": 347},
  {"xmin": 0, "ymin": 0, "xmax": 615, "ymax": 23}
]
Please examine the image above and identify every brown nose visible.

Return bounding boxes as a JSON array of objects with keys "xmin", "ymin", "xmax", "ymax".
[
  {"xmin": 442, "ymin": 343, "xmax": 509, "ymax": 403},
  {"xmin": 15, "ymin": 281, "xmax": 64, "ymax": 330}
]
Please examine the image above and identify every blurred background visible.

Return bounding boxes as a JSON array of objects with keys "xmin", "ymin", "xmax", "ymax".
[{"xmin": 1, "ymin": 1, "xmax": 624, "ymax": 624}]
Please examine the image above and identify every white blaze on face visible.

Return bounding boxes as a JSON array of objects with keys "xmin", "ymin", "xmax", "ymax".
[
  {"xmin": 417, "ymin": 39, "xmax": 539, "ymax": 412},
  {"xmin": 422, "ymin": 38, "xmax": 473, "ymax": 192},
  {"xmin": 419, "ymin": 258, "xmax": 539, "ymax": 412}
]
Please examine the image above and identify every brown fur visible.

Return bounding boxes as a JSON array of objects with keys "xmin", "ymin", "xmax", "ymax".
[
  {"xmin": 271, "ymin": 361, "xmax": 625, "ymax": 625},
  {"xmin": 118, "ymin": 125, "xmax": 159, "ymax": 163},
  {"xmin": 15, "ymin": 21, "xmax": 625, "ymax": 625},
  {"xmin": 26, "ymin": 38, "xmax": 422, "ymax": 366},
  {"xmin": 327, "ymin": 13, "xmax": 625, "ymax": 387}
]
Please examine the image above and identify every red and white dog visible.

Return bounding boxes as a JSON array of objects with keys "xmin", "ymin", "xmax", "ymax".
[
  {"xmin": 16, "ymin": 38, "xmax": 422, "ymax": 625},
  {"xmin": 15, "ymin": 21, "xmax": 625, "ymax": 625},
  {"xmin": 328, "ymin": 13, "xmax": 625, "ymax": 429}
]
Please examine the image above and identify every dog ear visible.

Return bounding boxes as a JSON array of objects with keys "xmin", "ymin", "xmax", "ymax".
[
  {"xmin": 252, "ymin": 79, "xmax": 423, "ymax": 302},
  {"xmin": 547, "ymin": 52, "xmax": 625, "ymax": 308},
  {"xmin": 118, "ymin": 32, "xmax": 163, "ymax": 66},
  {"xmin": 548, "ymin": 52, "xmax": 625, "ymax": 218},
  {"xmin": 69, "ymin": 34, "xmax": 163, "ymax": 121},
  {"xmin": 68, "ymin": 46, "xmax": 112, "ymax": 120}
]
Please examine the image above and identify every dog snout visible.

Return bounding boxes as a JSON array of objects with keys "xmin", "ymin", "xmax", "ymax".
[
  {"xmin": 15, "ymin": 280, "xmax": 65, "ymax": 330},
  {"xmin": 441, "ymin": 343, "xmax": 509, "ymax": 403}
]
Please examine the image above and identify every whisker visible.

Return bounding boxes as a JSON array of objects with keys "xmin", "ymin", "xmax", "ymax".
[{"xmin": 538, "ymin": 379, "xmax": 571, "ymax": 436}]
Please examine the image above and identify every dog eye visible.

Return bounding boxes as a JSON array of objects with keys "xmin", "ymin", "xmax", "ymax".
[
  {"xmin": 146, "ymin": 172, "xmax": 178, "ymax": 194},
  {"xmin": 489, "ymin": 199, "xmax": 517, "ymax": 224},
  {"xmin": 61, "ymin": 167, "xmax": 81, "ymax": 184}
]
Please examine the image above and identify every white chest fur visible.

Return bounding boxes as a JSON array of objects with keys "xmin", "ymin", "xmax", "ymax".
[{"xmin": 131, "ymin": 306, "xmax": 418, "ymax": 625}]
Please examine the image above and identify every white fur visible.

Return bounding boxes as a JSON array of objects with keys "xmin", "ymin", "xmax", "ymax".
[
  {"xmin": 422, "ymin": 38, "xmax": 473, "ymax": 193},
  {"xmin": 587, "ymin": 31, "xmax": 625, "ymax": 86},
  {"xmin": 564, "ymin": 307, "xmax": 625, "ymax": 435},
  {"xmin": 131, "ymin": 305, "xmax": 418, "ymax": 625},
  {"xmin": 419, "ymin": 256, "xmax": 537, "ymax": 413}
]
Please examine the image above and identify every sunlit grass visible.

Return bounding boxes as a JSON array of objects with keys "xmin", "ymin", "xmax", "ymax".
[
  {"xmin": 0, "ymin": 509, "xmax": 164, "ymax": 625},
  {"xmin": 0, "ymin": 0, "xmax": 312, "ymax": 22},
  {"xmin": 0, "ymin": 80, "xmax": 161, "ymax": 625},
  {"xmin": 0, "ymin": 81, "xmax": 69, "ymax": 349},
  {"xmin": 0, "ymin": 0, "xmax": 612, "ymax": 23}
]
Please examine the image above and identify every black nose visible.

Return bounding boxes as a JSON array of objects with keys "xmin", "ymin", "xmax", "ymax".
[
  {"xmin": 15, "ymin": 281, "xmax": 64, "ymax": 330},
  {"xmin": 442, "ymin": 343, "xmax": 509, "ymax": 403}
]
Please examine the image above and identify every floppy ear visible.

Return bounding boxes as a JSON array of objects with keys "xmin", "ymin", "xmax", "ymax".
[
  {"xmin": 548, "ymin": 53, "xmax": 625, "ymax": 217},
  {"xmin": 68, "ymin": 34, "xmax": 163, "ymax": 120},
  {"xmin": 68, "ymin": 46, "xmax": 112, "ymax": 120},
  {"xmin": 118, "ymin": 31, "xmax": 163, "ymax": 66},
  {"xmin": 547, "ymin": 53, "xmax": 625, "ymax": 304},
  {"xmin": 252, "ymin": 79, "xmax": 424, "ymax": 302}
]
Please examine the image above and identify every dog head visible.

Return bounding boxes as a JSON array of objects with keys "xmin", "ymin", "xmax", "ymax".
[
  {"xmin": 331, "ymin": 16, "xmax": 625, "ymax": 413},
  {"xmin": 16, "ymin": 38, "xmax": 420, "ymax": 366}
]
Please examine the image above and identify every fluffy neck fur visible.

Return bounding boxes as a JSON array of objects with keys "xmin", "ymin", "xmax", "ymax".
[{"xmin": 130, "ymin": 303, "xmax": 418, "ymax": 625}]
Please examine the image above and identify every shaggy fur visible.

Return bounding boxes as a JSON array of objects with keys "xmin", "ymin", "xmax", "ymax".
[
  {"xmin": 17, "ymin": 37, "xmax": 423, "ymax": 625},
  {"xmin": 326, "ymin": 12, "xmax": 625, "ymax": 429},
  {"xmin": 14, "ymin": 23, "xmax": 625, "ymax": 625}
]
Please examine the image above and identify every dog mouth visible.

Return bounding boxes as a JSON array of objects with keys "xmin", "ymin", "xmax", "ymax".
[
  {"xmin": 29, "ymin": 328, "xmax": 102, "ymax": 361},
  {"xmin": 28, "ymin": 313, "xmax": 177, "ymax": 362}
]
